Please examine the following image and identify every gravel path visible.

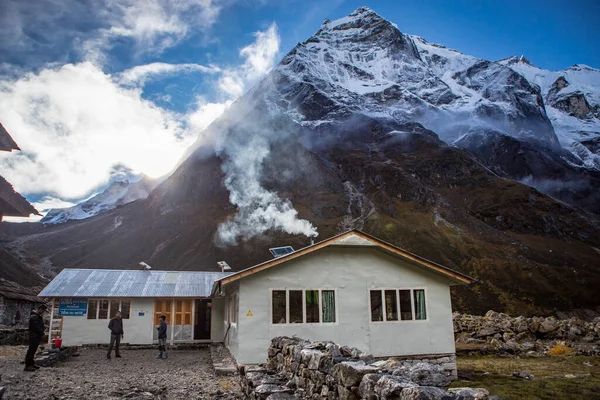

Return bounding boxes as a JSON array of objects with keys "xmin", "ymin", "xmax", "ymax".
[{"xmin": 0, "ymin": 346, "xmax": 241, "ymax": 399}]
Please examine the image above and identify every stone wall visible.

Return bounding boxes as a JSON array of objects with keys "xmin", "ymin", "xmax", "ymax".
[
  {"xmin": 454, "ymin": 311, "xmax": 600, "ymax": 356},
  {"xmin": 0, "ymin": 297, "xmax": 39, "ymax": 327},
  {"xmin": 0, "ymin": 327, "xmax": 29, "ymax": 345},
  {"xmin": 240, "ymin": 337, "xmax": 495, "ymax": 400}
]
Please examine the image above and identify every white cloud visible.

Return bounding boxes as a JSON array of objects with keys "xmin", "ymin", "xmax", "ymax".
[
  {"xmin": 240, "ymin": 23, "xmax": 281, "ymax": 80},
  {"xmin": 0, "ymin": 21, "xmax": 282, "ymax": 215},
  {"xmin": 83, "ymin": 0, "xmax": 226, "ymax": 63},
  {"xmin": 188, "ymin": 97, "xmax": 231, "ymax": 132},
  {"xmin": 218, "ymin": 23, "xmax": 280, "ymax": 98},
  {"xmin": 0, "ymin": 62, "xmax": 195, "ymax": 200},
  {"xmin": 118, "ymin": 62, "xmax": 221, "ymax": 86}
]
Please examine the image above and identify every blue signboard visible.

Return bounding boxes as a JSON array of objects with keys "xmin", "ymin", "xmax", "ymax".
[{"xmin": 58, "ymin": 298, "xmax": 88, "ymax": 317}]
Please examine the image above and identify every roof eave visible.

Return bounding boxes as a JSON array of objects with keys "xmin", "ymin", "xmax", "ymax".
[{"xmin": 218, "ymin": 229, "xmax": 475, "ymax": 286}]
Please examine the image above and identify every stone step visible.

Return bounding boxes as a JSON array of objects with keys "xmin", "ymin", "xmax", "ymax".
[{"xmin": 210, "ymin": 344, "xmax": 237, "ymax": 376}]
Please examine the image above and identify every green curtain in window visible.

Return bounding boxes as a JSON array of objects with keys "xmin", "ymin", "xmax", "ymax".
[
  {"xmin": 306, "ymin": 290, "xmax": 320, "ymax": 323},
  {"xmin": 322, "ymin": 290, "xmax": 336, "ymax": 323},
  {"xmin": 414, "ymin": 289, "xmax": 427, "ymax": 320}
]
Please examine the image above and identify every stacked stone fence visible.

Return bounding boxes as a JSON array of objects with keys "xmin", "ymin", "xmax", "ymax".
[
  {"xmin": 454, "ymin": 311, "xmax": 600, "ymax": 356},
  {"xmin": 0, "ymin": 326, "xmax": 29, "ymax": 346},
  {"xmin": 240, "ymin": 336, "xmax": 496, "ymax": 400}
]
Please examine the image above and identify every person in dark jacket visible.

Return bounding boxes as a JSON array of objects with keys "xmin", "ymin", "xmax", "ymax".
[
  {"xmin": 156, "ymin": 315, "xmax": 168, "ymax": 359},
  {"xmin": 107, "ymin": 310, "xmax": 124, "ymax": 359},
  {"xmin": 24, "ymin": 304, "xmax": 47, "ymax": 372}
]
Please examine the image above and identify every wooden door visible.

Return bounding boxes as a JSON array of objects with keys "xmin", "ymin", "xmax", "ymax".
[{"xmin": 194, "ymin": 299, "xmax": 211, "ymax": 340}]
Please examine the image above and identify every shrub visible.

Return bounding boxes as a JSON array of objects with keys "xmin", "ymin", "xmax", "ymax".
[{"xmin": 548, "ymin": 343, "xmax": 574, "ymax": 356}]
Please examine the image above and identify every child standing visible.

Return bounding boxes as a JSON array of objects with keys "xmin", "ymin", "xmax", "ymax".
[{"xmin": 156, "ymin": 315, "xmax": 168, "ymax": 359}]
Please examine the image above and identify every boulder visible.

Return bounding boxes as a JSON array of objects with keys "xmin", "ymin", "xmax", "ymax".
[
  {"xmin": 400, "ymin": 386, "xmax": 456, "ymax": 400},
  {"xmin": 448, "ymin": 387, "xmax": 490, "ymax": 400},
  {"xmin": 521, "ymin": 342, "xmax": 535, "ymax": 351},
  {"xmin": 375, "ymin": 375, "xmax": 417, "ymax": 398},
  {"xmin": 340, "ymin": 346, "xmax": 353, "ymax": 357},
  {"xmin": 409, "ymin": 363, "xmax": 451, "ymax": 387},
  {"xmin": 538, "ymin": 318, "xmax": 559, "ymax": 334},
  {"xmin": 475, "ymin": 327, "xmax": 500, "ymax": 338},
  {"xmin": 512, "ymin": 371, "xmax": 533, "ymax": 380},
  {"xmin": 358, "ymin": 373, "xmax": 384, "ymax": 400},
  {"xmin": 333, "ymin": 361, "xmax": 379, "ymax": 388},
  {"xmin": 359, "ymin": 352, "xmax": 375, "ymax": 364},
  {"xmin": 254, "ymin": 384, "xmax": 294, "ymax": 396},
  {"xmin": 337, "ymin": 385, "xmax": 358, "ymax": 400},
  {"xmin": 528, "ymin": 319, "xmax": 540, "ymax": 333},
  {"xmin": 326, "ymin": 343, "xmax": 342, "ymax": 358},
  {"xmin": 502, "ymin": 340, "xmax": 521, "ymax": 353},
  {"xmin": 300, "ymin": 349, "xmax": 321, "ymax": 366},
  {"xmin": 265, "ymin": 394, "xmax": 297, "ymax": 400}
]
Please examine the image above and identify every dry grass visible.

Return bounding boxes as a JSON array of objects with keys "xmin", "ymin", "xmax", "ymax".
[
  {"xmin": 452, "ymin": 355, "xmax": 600, "ymax": 400},
  {"xmin": 548, "ymin": 344, "xmax": 574, "ymax": 356}
]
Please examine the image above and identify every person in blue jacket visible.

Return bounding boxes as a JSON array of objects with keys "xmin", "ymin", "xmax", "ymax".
[{"xmin": 156, "ymin": 315, "xmax": 168, "ymax": 359}]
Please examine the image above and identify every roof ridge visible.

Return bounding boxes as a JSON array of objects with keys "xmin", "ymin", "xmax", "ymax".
[{"xmin": 215, "ymin": 229, "xmax": 475, "ymax": 288}]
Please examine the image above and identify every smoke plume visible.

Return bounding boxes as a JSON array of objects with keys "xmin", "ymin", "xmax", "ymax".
[{"xmin": 215, "ymin": 123, "xmax": 318, "ymax": 246}]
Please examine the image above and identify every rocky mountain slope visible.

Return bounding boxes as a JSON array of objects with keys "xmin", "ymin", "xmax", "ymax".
[{"xmin": 1, "ymin": 7, "xmax": 599, "ymax": 315}]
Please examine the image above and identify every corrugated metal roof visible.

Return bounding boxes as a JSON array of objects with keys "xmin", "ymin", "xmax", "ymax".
[{"xmin": 39, "ymin": 269, "xmax": 234, "ymax": 298}]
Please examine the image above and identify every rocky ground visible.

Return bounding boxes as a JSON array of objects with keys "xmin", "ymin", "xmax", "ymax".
[
  {"xmin": 0, "ymin": 347, "xmax": 241, "ymax": 399},
  {"xmin": 454, "ymin": 311, "xmax": 600, "ymax": 356}
]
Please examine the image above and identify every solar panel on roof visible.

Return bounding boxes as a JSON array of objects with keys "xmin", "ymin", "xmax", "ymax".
[{"xmin": 269, "ymin": 246, "xmax": 295, "ymax": 258}]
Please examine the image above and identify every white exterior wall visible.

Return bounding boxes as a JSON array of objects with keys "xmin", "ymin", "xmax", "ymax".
[
  {"xmin": 211, "ymin": 297, "xmax": 225, "ymax": 342},
  {"xmin": 230, "ymin": 247, "xmax": 456, "ymax": 365},
  {"xmin": 62, "ymin": 298, "xmax": 154, "ymax": 346},
  {"xmin": 220, "ymin": 282, "xmax": 240, "ymax": 361}
]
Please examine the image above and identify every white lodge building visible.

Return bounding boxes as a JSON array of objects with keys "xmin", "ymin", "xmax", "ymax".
[{"xmin": 39, "ymin": 230, "xmax": 473, "ymax": 367}]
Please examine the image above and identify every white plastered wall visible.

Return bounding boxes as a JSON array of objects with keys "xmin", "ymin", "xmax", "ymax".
[
  {"xmin": 61, "ymin": 298, "xmax": 154, "ymax": 346},
  {"xmin": 211, "ymin": 297, "xmax": 225, "ymax": 342},
  {"xmin": 229, "ymin": 246, "xmax": 457, "ymax": 364},
  {"xmin": 220, "ymin": 281, "xmax": 240, "ymax": 360}
]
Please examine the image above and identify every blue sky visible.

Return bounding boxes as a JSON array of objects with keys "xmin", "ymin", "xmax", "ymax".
[{"xmin": 0, "ymin": 0, "xmax": 598, "ymax": 219}]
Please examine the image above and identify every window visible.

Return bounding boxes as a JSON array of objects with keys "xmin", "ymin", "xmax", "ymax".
[
  {"xmin": 414, "ymin": 289, "xmax": 427, "ymax": 320},
  {"xmin": 174, "ymin": 299, "xmax": 193, "ymax": 325},
  {"xmin": 399, "ymin": 290, "xmax": 413, "ymax": 321},
  {"xmin": 87, "ymin": 300, "xmax": 97, "ymax": 319},
  {"xmin": 385, "ymin": 290, "xmax": 398, "ymax": 321},
  {"xmin": 370, "ymin": 289, "xmax": 427, "ymax": 322},
  {"xmin": 110, "ymin": 300, "xmax": 120, "ymax": 318},
  {"xmin": 121, "ymin": 300, "xmax": 131, "ymax": 319},
  {"xmin": 305, "ymin": 290, "xmax": 320, "ymax": 323},
  {"xmin": 88, "ymin": 299, "xmax": 131, "ymax": 320},
  {"xmin": 272, "ymin": 290, "xmax": 286, "ymax": 324},
  {"xmin": 154, "ymin": 299, "xmax": 172, "ymax": 326},
  {"xmin": 322, "ymin": 290, "xmax": 336, "ymax": 323},
  {"xmin": 272, "ymin": 289, "xmax": 336, "ymax": 324},
  {"xmin": 289, "ymin": 290, "xmax": 303, "ymax": 323},
  {"xmin": 98, "ymin": 300, "xmax": 109, "ymax": 319},
  {"xmin": 370, "ymin": 291, "xmax": 383, "ymax": 322}
]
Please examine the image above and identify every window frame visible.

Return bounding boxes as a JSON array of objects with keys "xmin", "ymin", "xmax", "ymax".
[
  {"xmin": 270, "ymin": 288, "xmax": 338, "ymax": 326},
  {"xmin": 86, "ymin": 299, "xmax": 132, "ymax": 320},
  {"xmin": 230, "ymin": 292, "xmax": 238, "ymax": 325},
  {"xmin": 368, "ymin": 288, "xmax": 428, "ymax": 324}
]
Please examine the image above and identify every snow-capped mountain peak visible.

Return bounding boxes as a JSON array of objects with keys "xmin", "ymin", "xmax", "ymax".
[{"xmin": 41, "ymin": 177, "xmax": 159, "ymax": 224}]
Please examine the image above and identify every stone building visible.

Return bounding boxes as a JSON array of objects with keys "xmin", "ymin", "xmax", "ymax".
[{"xmin": 0, "ymin": 278, "xmax": 43, "ymax": 326}]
